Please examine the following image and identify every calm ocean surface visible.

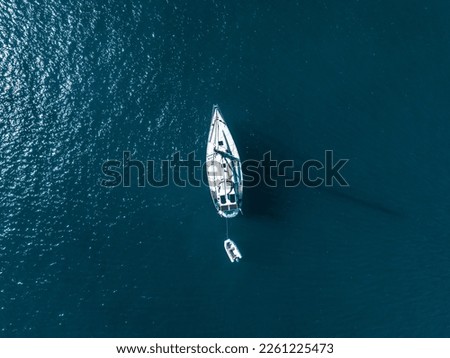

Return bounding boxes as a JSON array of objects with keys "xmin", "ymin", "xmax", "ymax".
[{"xmin": 1, "ymin": 0, "xmax": 450, "ymax": 337}]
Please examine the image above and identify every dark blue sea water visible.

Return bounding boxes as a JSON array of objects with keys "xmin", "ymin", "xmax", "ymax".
[{"xmin": 1, "ymin": 0, "xmax": 450, "ymax": 337}]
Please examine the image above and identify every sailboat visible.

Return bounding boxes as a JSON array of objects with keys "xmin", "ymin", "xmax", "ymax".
[
  {"xmin": 206, "ymin": 105, "xmax": 243, "ymax": 218},
  {"xmin": 206, "ymin": 105, "xmax": 243, "ymax": 263}
]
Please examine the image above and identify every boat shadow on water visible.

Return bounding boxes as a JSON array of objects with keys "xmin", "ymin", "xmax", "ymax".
[
  {"xmin": 233, "ymin": 125, "xmax": 405, "ymax": 265},
  {"xmin": 235, "ymin": 131, "xmax": 302, "ymax": 265},
  {"xmin": 239, "ymin": 124, "xmax": 405, "ymax": 220},
  {"xmin": 240, "ymin": 133, "xmax": 294, "ymax": 221}
]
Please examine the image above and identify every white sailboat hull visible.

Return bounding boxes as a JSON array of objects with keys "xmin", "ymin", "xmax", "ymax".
[{"xmin": 206, "ymin": 105, "xmax": 243, "ymax": 218}]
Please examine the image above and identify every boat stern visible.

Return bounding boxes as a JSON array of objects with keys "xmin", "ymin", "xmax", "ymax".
[{"xmin": 218, "ymin": 205, "xmax": 240, "ymax": 218}]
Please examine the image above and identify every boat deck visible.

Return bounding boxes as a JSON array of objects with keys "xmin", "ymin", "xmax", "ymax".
[{"xmin": 206, "ymin": 106, "xmax": 243, "ymax": 218}]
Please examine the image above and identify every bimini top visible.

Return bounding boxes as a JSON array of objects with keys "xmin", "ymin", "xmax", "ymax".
[{"xmin": 206, "ymin": 105, "xmax": 243, "ymax": 218}]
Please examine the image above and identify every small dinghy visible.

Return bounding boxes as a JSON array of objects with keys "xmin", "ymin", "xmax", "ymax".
[
  {"xmin": 206, "ymin": 105, "xmax": 243, "ymax": 218},
  {"xmin": 224, "ymin": 239, "xmax": 242, "ymax": 263}
]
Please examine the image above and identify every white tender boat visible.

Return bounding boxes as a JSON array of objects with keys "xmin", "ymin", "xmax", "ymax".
[
  {"xmin": 224, "ymin": 239, "xmax": 242, "ymax": 263},
  {"xmin": 206, "ymin": 105, "xmax": 243, "ymax": 218}
]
